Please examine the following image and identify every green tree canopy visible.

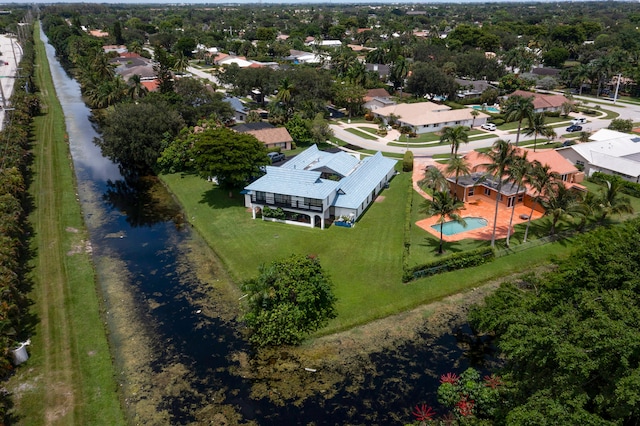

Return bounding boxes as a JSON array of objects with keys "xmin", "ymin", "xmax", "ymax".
[
  {"xmin": 470, "ymin": 218, "xmax": 640, "ymax": 425},
  {"xmin": 190, "ymin": 126, "xmax": 269, "ymax": 195},
  {"xmin": 241, "ymin": 254, "xmax": 337, "ymax": 347},
  {"xmin": 97, "ymin": 100, "xmax": 184, "ymax": 172}
]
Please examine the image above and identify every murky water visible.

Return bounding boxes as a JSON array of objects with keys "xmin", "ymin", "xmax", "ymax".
[{"xmin": 43, "ymin": 27, "xmax": 496, "ymax": 425}]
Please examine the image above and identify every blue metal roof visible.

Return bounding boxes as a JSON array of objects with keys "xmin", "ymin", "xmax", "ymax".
[
  {"xmin": 333, "ymin": 152, "xmax": 397, "ymax": 209},
  {"xmin": 283, "ymin": 144, "xmax": 359, "ymax": 177},
  {"xmin": 245, "ymin": 166, "xmax": 339, "ymax": 199}
]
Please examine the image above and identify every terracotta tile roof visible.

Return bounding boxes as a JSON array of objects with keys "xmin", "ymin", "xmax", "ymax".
[
  {"xmin": 510, "ymin": 90, "xmax": 571, "ymax": 109},
  {"xmin": 141, "ymin": 80, "xmax": 159, "ymax": 92},
  {"xmin": 89, "ymin": 30, "xmax": 109, "ymax": 37},
  {"xmin": 246, "ymin": 127, "xmax": 293, "ymax": 145},
  {"xmin": 365, "ymin": 88, "xmax": 391, "ymax": 101}
]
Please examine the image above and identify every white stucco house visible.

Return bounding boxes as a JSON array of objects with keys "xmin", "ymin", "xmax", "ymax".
[
  {"xmin": 243, "ymin": 145, "xmax": 397, "ymax": 229},
  {"xmin": 556, "ymin": 129, "xmax": 640, "ymax": 183},
  {"xmin": 372, "ymin": 102, "xmax": 490, "ymax": 134}
]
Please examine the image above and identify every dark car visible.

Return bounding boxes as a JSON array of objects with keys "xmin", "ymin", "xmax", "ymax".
[
  {"xmin": 267, "ymin": 152, "xmax": 285, "ymax": 163},
  {"xmin": 566, "ymin": 125, "xmax": 583, "ymax": 132}
]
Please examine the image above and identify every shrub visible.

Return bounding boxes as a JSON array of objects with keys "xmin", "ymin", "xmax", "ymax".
[
  {"xmin": 608, "ymin": 118, "xmax": 633, "ymax": 132},
  {"xmin": 403, "ymin": 150, "xmax": 414, "ymax": 172},
  {"xmin": 404, "ymin": 247, "xmax": 495, "ymax": 282}
]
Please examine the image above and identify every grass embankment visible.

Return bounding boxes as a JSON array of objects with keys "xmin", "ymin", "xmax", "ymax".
[
  {"xmin": 5, "ymin": 27, "xmax": 124, "ymax": 425},
  {"xmin": 161, "ymin": 169, "xmax": 578, "ymax": 335}
]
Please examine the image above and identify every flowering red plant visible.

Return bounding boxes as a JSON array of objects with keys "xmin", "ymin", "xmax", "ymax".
[
  {"xmin": 456, "ymin": 397, "xmax": 475, "ymax": 417},
  {"xmin": 484, "ymin": 374, "xmax": 504, "ymax": 389},
  {"xmin": 440, "ymin": 372, "xmax": 459, "ymax": 384},
  {"xmin": 412, "ymin": 404, "xmax": 436, "ymax": 422}
]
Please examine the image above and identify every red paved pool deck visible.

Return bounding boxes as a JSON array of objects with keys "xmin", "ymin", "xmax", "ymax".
[{"xmin": 412, "ymin": 159, "xmax": 544, "ymax": 242}]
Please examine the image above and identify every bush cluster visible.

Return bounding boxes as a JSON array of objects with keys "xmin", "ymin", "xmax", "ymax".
[
  {"xmin": 403, "ymin": 247, "xmax": 495, "ymax": 282},
  {"xmin": 589, "ymin": 172, "xmax": 640, "ymax": 198},
  {"xmin": 402, "ymin": 150, "xmax": 414, "ymax": 172}
]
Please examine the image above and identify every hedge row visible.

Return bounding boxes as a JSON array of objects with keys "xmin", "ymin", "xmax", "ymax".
[
  {"xmin": 589, "ymin": 172, "xmax": 640, "ymax": 198},
  {"xmin": 403, "ymin": 247, "xmax": 495, "ymax": 283},
  {"xmin": 0, "ymin": 23, "xmax": 38, "ymax": 421}
]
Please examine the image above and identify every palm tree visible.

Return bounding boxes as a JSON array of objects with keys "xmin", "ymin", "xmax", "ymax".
[
  {"xmin": 578, "ymin": 131, "xmax": 591, "ymax": 143},
  {"xmin": 539, "ymin": 183, "xmax": 582, "ymax": 236},
  {"xmin": 276, "ymin": 77, "xmax": 295, "ymax": 112},
  {"xmin": 523, "ymin": 161, "xmax": 559, "ymax": 242},
  {"xmin": 418, "ymin": 166, "xmax": 449, "ymax": 193},
  {"xmin": 440, "ymin": 125, "xmax": 469, "ymax": 156},
  {"xmin": 504, "ymin": 95, "xmax": 534, "ymax": 146},
  {"xmin": 445, "ymin": 155, "xmax": 470, "ymax": 201},
  {"xmin": 524, "ymin": 112, "xmax": 552, "ymax": 152},
  {"xmin": 505, "ymin": 152, "xmax": 530, "ymax": 247},
  {"xmin": 127, "ymin": 74, "xmax": 148, "ymax": 100},
  {"xmin": 173, "ymin": 52, "xmax": 189, "ymax": 73},
  {"xmin": 482, "ymin": 139, "xmax": 517, "ymax": 248},
  {"xmin": 594, "ymin": 179, "xmax": 634, "ymax": 223},
  {"xmin": 572, "ymin": 63, "xmax": 592, "ymax": 95},
  {"xmin": 470, "ymin": 109, "xmax": 479, "ymax": 128},
  {"xmin": 421, "ymin": 190, "xmax": 466, "ymax": 254}
]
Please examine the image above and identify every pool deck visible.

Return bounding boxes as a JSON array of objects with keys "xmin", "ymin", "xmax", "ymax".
[{"xmin": 412, "ymin": 159, "xmax": 544, "ymax": 242}]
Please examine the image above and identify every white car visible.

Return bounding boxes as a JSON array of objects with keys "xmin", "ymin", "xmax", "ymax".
[
  {"xmin": 571, "ymin": 117, "xmax": 587, "ymax": 125},
  {"xmin": 481, "ymin": 123, "xmax": 497, "ymax": 131}
]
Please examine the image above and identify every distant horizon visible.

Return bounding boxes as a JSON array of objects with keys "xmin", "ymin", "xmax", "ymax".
[{"xmin": 0, "ymin": 0, "xmax": 628, "ymax": 4}]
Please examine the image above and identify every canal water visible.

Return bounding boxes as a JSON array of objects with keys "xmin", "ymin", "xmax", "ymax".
[{"xmin": 43, "ymin": 28, "xmax": 495, "ymax": 425}]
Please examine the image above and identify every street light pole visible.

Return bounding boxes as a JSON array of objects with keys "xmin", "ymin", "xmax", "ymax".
[{"xmin": 613, "ymin": 73, "xmax": 622, "ymax": 104}]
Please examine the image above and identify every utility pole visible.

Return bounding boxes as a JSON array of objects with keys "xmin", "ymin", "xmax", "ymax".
[{"xmin": 613, "ymin": 73, "xmax": 622, "ymax": 104}]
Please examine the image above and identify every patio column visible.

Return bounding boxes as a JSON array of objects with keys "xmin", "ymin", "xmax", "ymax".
[
  {"xmin": 310, "ymin": 215, "xmax": 315, "ymax": 228},
  {"xmin": 321, "ymin": 216, "xmax": 325, "ymax": 230},
  {"xmin": 251, "ymin": 205, "xmax": 256, "ymax": 219}
]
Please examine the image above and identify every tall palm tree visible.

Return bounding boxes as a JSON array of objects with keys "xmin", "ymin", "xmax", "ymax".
[
  {"xmin": 470, "ymin": 109, "xmax": 479, "ymax": 128},
  {"xmin": 276, "ymin": 77, "xmax": 295, "ymax": 112},
  {"xmin": 173, "ymin": 52, "xmax": 189, "ymax": 73},
  {"xmin": 539, "ymin": 183, "xmax": 582, "ymax": 236},
  {"xmin": 127, "ymin": 74, "xmax": 148, "ymax": 100},
  {"xmin": 445, "ymin": 155, "xmax": 470, "ymax": 201},
  {"xmin": 594, "ymin": 179, "xmax": 634, "ymax": 223},
  {"xmin": 523, "ymin": 161, "xmax": 559, "ymax": 242},
  {"xmin": 482, "ymin": 139, "xmax": 517, "ymax": 248},
  {"xmin": 504, "ymin": 95, "xmax": 534, "ymax": 146},
  {"xmin": 421, "ymin": 190, "xmax": 466, "ymax": 254},
  {"xmin": 419, "ymin": 166, "xmax": 449, "ymax": 193},
  {"xmin": 440, "ymin": 125, "xmax": 469, "ymax": 156},
  {"xmin": 572, "ymin": 63, "xmax": 592, "ymax": 95},
  {"xmin": 505, "ymin": 152, "xmax": 530, "ymax": 247},
  {"xmin": 524, "ymin": 112, "xmax": 552, "ymax": 152}
]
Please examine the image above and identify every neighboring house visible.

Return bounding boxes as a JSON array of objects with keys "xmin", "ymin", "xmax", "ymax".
[
  {"xmin": 140, "ymin": 79, "xmax": 159, "ymax": 92},
  {"xmin": 372, "ymin": 102, "xmax": 490, "ymax": 134},
  {"xmin": 305, "ymin": 39, "xmax": 343, "ymax": 48},
  {"xmin": 455, "ymin": 79, "xmax": 497, "ymax": 99},
  {"xmin": 103, "ymin": 44, "xmax": 127, "ymax": 54},
  {"xmin": 223, "ymin": 96, "xmax": 249, "ymax": 122},
  {"xmin": 243, "ymin": 145, "xmax": 396, "ymax": 229},
  {"xmin": 246, "ymin": 127, "xmax": 294, "ymax": 151},
  {"xmin": 364, "ymin": 88, "xmax": 395, "ymax": 111},
  {"xmin": 508, "ymin": 90, "xmax": 571, "ymax": 113},
  {"xmin": 89, "ymin": 29, "xmax": 109, "ymax": 38},
  {"xmin": 557, "ymin": 129, "xmax": 640, "ymax": 183},
  {"xmin": 443, "ymin": 148, "xmax": 583, "ymax": 211},
  {"xmin": 365, "ymin": 63, "xmax": 391, "ymax": 79},
  {"xmin": 285, "ymin": 49, "xmax": 327, "ymax": 64},
  {"xmin": 110, "ymin": 53, "xmax": 156, "ymax": 81}
]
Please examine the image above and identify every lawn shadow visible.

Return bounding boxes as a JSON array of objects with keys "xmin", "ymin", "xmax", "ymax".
[{"xmin": 198, "ymin": 185, "xmax": 245, "ymax": 210}]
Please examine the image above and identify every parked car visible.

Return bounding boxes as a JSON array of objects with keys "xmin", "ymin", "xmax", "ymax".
[
  {"xmin": 566, "ymin": 125, "xmax": 583, "ymax": 132},
  {"xmin": 481, "ymin": 123, "xmax": 497, "ymax": 131},
  {"xmin": 267, "ymin": 151, "xmax": 285, "ymax": 163},
  {"xmin": 571, "ymin": 117, "xmax": 587, "ymax": 125}
]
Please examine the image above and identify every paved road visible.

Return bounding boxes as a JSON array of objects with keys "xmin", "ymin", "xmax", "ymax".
[
  {"xmin": 0, "ymin": 34, "xmax": 23, "ymax": 130},
  {"xmin": 330, "ymin": 95, "xmax": 640, "ymax": 159}
]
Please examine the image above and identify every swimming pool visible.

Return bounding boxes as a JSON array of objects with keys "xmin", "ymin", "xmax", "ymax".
[
  {"xmin": 472, "ymin": 105, "xmax": 500, "ymax": 113},
  {"xmin": 431, "ymin": 217, "xmax": 488, "ymax": 236}
]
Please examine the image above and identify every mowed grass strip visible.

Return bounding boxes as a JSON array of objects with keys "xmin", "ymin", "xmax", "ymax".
[
  {"xmin": 5, "ymin": 26, "xmax": 125, "ymax": 425},
  {"xmin": 161, "ymin": 169, "xmax": 575, "ymax": 335}
]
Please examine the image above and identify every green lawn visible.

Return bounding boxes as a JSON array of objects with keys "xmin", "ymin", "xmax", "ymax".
[
  {"xmin": 161, "ymin": 168, "xmax": 583, "ymax": 335},
  {"xmin": 345, "ymin": 127, "xmax": 379, "ymax": 140}
]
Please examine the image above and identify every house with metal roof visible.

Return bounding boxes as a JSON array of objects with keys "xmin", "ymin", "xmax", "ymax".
[
  {"xmin": 372, "ymin": 102, "xmax": 490, "ymax": 134},
  {"xmin": 557, "ymin": 129, "xmax": 640, "ymax": 183},
  {"xmin": 243, "ymin": 145, "xmax": 396, "ymax": 229}
]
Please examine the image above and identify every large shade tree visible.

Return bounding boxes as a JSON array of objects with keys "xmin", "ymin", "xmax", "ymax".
[
  {"xmin": 97, "ymin": 100, "xmax": 184, "ymax": 172},
  {"xmin": 241, "ymin": 254, "xmax": 337, "ymax": 347},
  {"xmin": 470, "ymin": 219, "xmax": 640, "ymax": 425},
  {"xmin": 191, "ymin": 126, "xmax": 270, "ymax": 196}
]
